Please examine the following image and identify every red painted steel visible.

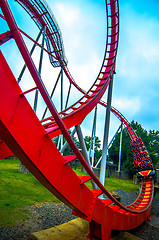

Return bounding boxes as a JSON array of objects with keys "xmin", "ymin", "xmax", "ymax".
[
  {"xmin": 0, "ymin": 0, "xmax": 154, "ymax": 239},
  {"xmin": 0, "ymin": 30, "xmax": 12, "ymax": 45}
]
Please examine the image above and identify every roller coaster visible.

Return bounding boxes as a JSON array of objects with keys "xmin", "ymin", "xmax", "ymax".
[{"xmin": 0, "ymin": 0, "xmax": 155, "ymax": 239}]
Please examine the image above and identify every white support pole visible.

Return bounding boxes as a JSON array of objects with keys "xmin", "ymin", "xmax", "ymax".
[{"xmin": 99, "ymin": 76, "xmax": 114, "ymax": 187}]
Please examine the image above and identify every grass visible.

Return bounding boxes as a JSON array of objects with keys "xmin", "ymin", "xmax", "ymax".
[
  {"xmin": 0, "ymin": 159, "xmax": 139, "ymax": 227},
  {"xmin": 0, "ymin": 159, "xmax": 60, "ymax": 227},
  {"xmin": 74, "ymin": 169, "xmax": 139, "ymax": 193}
]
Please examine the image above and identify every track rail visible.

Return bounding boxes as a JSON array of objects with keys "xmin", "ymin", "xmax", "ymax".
[
  {"xmin": 0, "ymin": 0, "xmax": 154, "ymax": 239},
  {"xmin": 13, "ymin": 0, "xmax": 119, "ymax": 139},
  {"xmin": 0, "ymin": 50, "xmax": 154, "ymax": 239}
]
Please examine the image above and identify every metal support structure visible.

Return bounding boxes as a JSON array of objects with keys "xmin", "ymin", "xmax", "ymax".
[
  {"xmin": 100, "ymin": 76, "xmax": 114, "ymax": 187},
  {"xmin": 108, "ymin": 123, "xmax": 122, "ymax": 150},
  {"xmin": 0, "ymin": 30, "xmax": 13, "ymax": 46},
  {"xmin": 75, "ymin": 125, "xmax": 96, "ymax": 189},
  {"xmin": 57, "ymin": 135, "xmax": 61, "ymax": 150},
  {"xmin": 0, "ymin": 1, "xmax": 155, "ymax": 238},
  {"xmin": 65, "ymin": 82, "xmax": 71, "ymax": 110},
  {"xmin": 60, "ymin": 68, "xmax": 63, "ymax": 112},
  {"xmin": 94, "ymin": 123, "xmax": 122, "ymax": 168},
  {"xmin": 17, "ymin": 27, "xmax": 44, "ymax": 83},
  {"xmin": 118, "ymin": 122, "xmax": 123, "ymax": 174},
  {"xmin": 89, "ymin": 106, "xmax": 97, "ymax": 167},
  {"xmin": 41, "ymin": 68, "xmax": 62, "ymax": 120},
  {"xmin": 60, "ymin": 127, "xmax": 76, "ymax": 154},
  {"xmin": 59, "ymin": 69, "xmax": 64, "ymax": 150},
  {"xmin": 17, "ymin": 27, "xmax": 44, "ymax": 174},
  {"xmin": 57, "ymin": 134, "xmax": 63, "ymax": 152},
  {"xmin": 33, "ymin": 26, "xmax": 46, "ymax": 113}
]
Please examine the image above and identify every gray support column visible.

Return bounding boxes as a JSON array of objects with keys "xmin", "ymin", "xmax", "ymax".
[
  {"xmin": 94, "ymin": 123, "xmax": 122, "ymax": 168},
  {"xmin": 118, "ymin": 122, "xmax": 123, "ymax": 174},
  {"xmin": 60, "ymin": 69, "xmax": 63, "ymax": 113},
  {"xmin": 57, "ymin": 135, "xmax": 61, "ymax": 150},
  {"xmin": 60, "ymin": 127, "xmax": 76, "ymax": 154},
  {"xmin": 89, "ymin": 106, "xmax": 97, "ymax": 167},
  {"xmin": 41, "ymin": 69, "xmax": 62, "ymax": 120},
  {"xmin": 34, "ymin": 26, "xmax": 46, "ymax": 113},
  {"xmin": 17, "ymin": 27, "xmax": 43, "ymax": 83},
  {"xmin": 18, "ymin": 28, "xmax": 44, "ymax": 174},
  {"xmin": 108, "ymin": 123, "xmax": 122, "ymax": 149},
  {"xmin": 65, "ymin": 82, "xmax": 71, "ymax": 110},
  {"xmin": 100, "ymin": 76, "xmax": 114, "ymax": 186},
  {"xmin": 75, "ymin": 125, "xmax": 97, "ymax": 190},
  {"xmin": 60, "ymin": 69, "xmax": 63, "ymax": 150}
]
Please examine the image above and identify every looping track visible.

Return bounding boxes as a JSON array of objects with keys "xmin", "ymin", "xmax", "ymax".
[{"xmin": 0, "ymin": 0, "xmax": 154, "ymax": 239}]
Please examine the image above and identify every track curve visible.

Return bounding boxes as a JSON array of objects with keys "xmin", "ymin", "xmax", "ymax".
[
  {"xmin": 15, "ymin": 0, "xmax": 119, "ymax": 139},
  {"xmin": 0, "ymin": 0, "xmax": 154, "ymax": 239}
]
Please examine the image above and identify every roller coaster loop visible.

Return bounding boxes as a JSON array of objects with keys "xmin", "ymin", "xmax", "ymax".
[{"xmin": 0, "ymin": 0, "xmax": 155, "ymax": 239}]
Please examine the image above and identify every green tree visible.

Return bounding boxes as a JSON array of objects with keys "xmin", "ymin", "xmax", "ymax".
[
  {"xmin": 84, "ymin": 136, "xmax": 101, "ymax": 151},
  {"xmin": 147, "ymin": 130, "xmax": 159, "ymax": 165},
  {"xmin": 84, "ymin": 135, "xmax": 102, "ymax": 164},
  {"xmin": 130, "ymin": 121, "xmax": 159, "ymax": 165},
  {"xmin": 108, "ymin": 127, "xmax": 134, "ymax": 174},
  {"xmin": 108, "ymin": 120, "xmax": 159, "ymax": 175},
  {"xmin": 53, "ymin": 129, "xmax": 80, "ymax": 156}
]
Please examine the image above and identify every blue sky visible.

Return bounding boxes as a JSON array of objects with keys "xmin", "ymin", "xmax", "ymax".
[
  {"xmin": 1, "ymin": 0, "xmax": 159, "ymax": 142},
  {"xmin": 114, "ymin": 0, "xmax": 159, "ymax": 131},
  {"xmin": 47, "ymin": 0, "xmax": 159, "ymax": 139}
]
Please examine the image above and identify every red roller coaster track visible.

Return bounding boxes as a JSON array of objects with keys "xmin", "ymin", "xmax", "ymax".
[{"xmin": 0, "ymin": 0, "xmax": 154, "ymax": 239}]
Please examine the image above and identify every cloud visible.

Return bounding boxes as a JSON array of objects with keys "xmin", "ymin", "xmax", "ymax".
[
  {"xmin": 49, "ymin": 0, "xmax": 106, "ymax": 90},
  {"xmin": 113, "ymin": 97, "xmax": 141, "ymax": 117},
  {"xmin": 117, "ymin": 9, "xmax": 159, "ymax": 81},
  {"xmin": 1, "ymin": 0, "xmax": 159, "ymax": 136},
  {"xmin": 54, "ymin": 3, "xmax": 80, "ymax": 28},
  {"xmin": 113, "ymin": 3, "xmax": 159, "ymax": 131}
]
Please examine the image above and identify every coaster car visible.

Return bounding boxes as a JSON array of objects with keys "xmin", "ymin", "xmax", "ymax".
[{"xmin": 137, "ymin": 169, "xmax": 155, "ymax": 178}]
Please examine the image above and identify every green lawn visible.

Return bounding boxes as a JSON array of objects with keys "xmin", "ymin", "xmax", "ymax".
[
  {"xmin": 0, "ymin": 159, "xmax": 139, "ymax": 227},
  {"xmin": 0, "ymin": 159, "xmax": 60, "ymax": 227},
  {"xmin": 74, "ymin": 169, "xmax": 139, "ymax": 193}
]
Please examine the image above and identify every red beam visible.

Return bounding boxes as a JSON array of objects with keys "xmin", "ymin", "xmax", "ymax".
[{"xmin": 0, "ymin": 31, "xmax": 12, "ymax": 45}]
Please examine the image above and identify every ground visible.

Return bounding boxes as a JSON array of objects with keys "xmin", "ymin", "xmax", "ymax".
[{"xmin": 0, "ymin": 190, "xmax": 158, "ymax": 240}]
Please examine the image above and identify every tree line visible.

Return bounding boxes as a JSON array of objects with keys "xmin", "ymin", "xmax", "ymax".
[
  {"xmin": 52, "ymin": 121, "xmax": 159, "ymax": 175},
  {"xmin": 108, "ymin": 120, "xmax": 159, "ymax": 174},
  {"xmin": 19, "ymin": 121, "xmax": 159, "ymax": 175}
]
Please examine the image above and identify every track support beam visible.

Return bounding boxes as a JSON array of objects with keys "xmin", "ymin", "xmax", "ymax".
[{"xmin": 100, "ymin": 76, "xmax": 114, "ymax": 187}]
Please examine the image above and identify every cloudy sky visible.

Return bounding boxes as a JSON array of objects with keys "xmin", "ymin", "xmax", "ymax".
[
  {"xmin": 1, "ymin": 0, "xmax": 159, "ymax": 142},
  {"xmin": 48, "ymin": 0, "xmax": 159, "ymax": 131},
  {"xmin": 46, "ymin": 0, "xmax": 159, "ymax": 140}
]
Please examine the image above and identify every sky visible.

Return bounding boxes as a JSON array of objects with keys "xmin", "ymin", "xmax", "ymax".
[
  {"xmin": 1, "ymin": 0, "xmax": 159, "ymax": 143},
  {"xmin": 46, "ymin": 0, "xmax": 159, "ymax": 139}
]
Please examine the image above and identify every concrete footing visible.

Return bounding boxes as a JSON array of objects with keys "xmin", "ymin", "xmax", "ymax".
[
  {"xmin": 30, "ymin": 218, "xmax": 143, "ymax": 240},
  {"xmin": 31, "ymin": 218, "xmax": 89, "ymax": 240}
]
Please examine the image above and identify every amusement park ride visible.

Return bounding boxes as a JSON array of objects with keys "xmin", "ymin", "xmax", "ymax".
[{"xmin": 0, "ymin": 0, "xmax": 155, "ymax": 239}]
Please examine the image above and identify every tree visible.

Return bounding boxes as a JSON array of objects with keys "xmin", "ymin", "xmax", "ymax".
[
  {"xmin": 147, "ymin": 130, "xmax": 159, "ymax": 165},
  {"xmin": 84, "ymin": 136, "xmax": 101, "ymax": 151},
  {"xmin": 84, "ymin": 135, "xmax": 102, "ymax": 165},
  {"xmin": 53, "ymin": 129, "xmax": 80, "ymax": 156},
  {"xmin": 108, "ymin": 127, "xmax": 134, "ymax": 174},
  {"xmin": 131, "ymin": 121, "xmax": 159, "ymax": 165},
  {"xmin": 108, "ymin": 120, "xmax": 159, "ymax": 175}
]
